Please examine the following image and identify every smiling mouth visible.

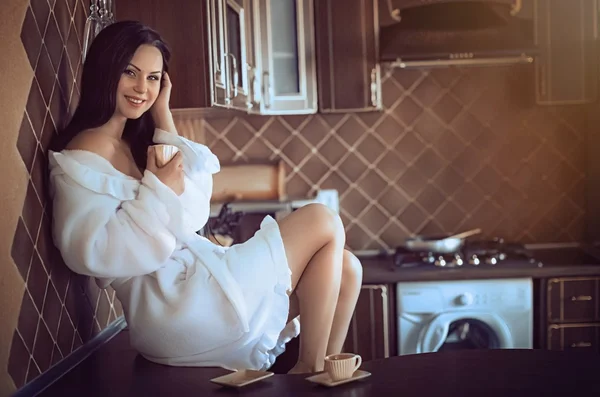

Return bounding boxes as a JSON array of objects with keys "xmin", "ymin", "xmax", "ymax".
[{"xmin": 125, "ymin": 96, "xmax": 146, "ymax": 105}]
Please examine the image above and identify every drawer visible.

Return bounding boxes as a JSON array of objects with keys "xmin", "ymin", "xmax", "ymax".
[
  {"xmin": 547, "ymin": 324, "xmax": 600, "ymax": 353},
  {"xmin": 547, "ymin": 277, "xmax": 599, "ymax": 323}
]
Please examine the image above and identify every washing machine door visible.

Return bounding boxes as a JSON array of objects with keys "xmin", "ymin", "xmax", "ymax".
[{"xmin": 417, "ymin": 312, "xmax": 513, "ymax": 354}]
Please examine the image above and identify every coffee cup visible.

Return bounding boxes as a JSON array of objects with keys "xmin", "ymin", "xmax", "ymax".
[
  {"xmin": 324, "ymin": 353, "xmax": 362, "ymax": 381},
  {"xmin": 154, "ymin": 144, "xmax": 179, "ymax": 167}
]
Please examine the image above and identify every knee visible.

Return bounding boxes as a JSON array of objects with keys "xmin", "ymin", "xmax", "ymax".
[
  {"xmin": 303, "ymin": 203, "xmax": 345, "ymax": 243},
  {"xmin": 342, "ymin": 250, "xmax": 363, "ymax": 288}
]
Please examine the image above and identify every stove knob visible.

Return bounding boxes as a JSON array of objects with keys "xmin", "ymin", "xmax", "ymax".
[
  {"xmin": 469, "ymin": 255, "xmax": 480, "ymax": 266},
  {"xmin": 435, "ymin": 256, "xmax": 447, "ymax": 267},
  {"xmin": 454, "ymin": 254, "xmax": 463, "ymax": 266},
  {"xmin": 486, "ymin": 257, "xmax": 498, "ymax": 265},
  {"xmin": 457, "ymin": 293, "xmax": 474, "ymax": 306}
]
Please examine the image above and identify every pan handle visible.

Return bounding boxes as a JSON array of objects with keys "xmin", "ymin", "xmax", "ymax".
[{"xmin": 448, "ymin": 228, "xmax": 482, "ymax": 240}]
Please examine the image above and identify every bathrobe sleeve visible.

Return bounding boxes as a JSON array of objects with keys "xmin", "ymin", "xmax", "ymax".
[
  {"xmin": 152, "ymin": 128, "xmax": 220, "ymax": 232},
  {"xmin": 51, "ymin": 167, "xmax": 180, "ymax": 279}
]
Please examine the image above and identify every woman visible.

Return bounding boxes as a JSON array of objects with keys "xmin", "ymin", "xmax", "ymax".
[{"xmin": 48, "ymin": 21, "xmax": 362, "ymax": 373}]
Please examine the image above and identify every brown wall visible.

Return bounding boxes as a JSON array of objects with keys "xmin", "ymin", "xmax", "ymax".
[
  {"xmin": 203, "ymin": 65, "xmax": 590, "ymax": 251},
  {"xmin": 1, "ymin": 1, "xmax": 32, "ymax": 394},
  {"xmin": 4, "ymin": 1, "xmax": 123, "ymax": 395}
]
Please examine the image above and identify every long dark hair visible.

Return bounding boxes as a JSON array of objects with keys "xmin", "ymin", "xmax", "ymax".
[{"xmin": 51, "ymin": 20, "xmax": 171, "ymax": 169}]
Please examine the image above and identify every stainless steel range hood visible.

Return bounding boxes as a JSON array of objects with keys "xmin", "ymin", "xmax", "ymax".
[{"xmin": 380, "ymin": 0, "xmax": 538, "ymax": 69}]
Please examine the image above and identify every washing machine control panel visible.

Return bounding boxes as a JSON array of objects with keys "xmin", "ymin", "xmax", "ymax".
[
  {"xmin": 455, "ymin": 291, "xmax": 504, "ymax": 307},
  {"xmin": 455, "ymin": 292, "xmax": 474, "ymax": 306},
  {"xmin": 397, "ymin": 278, "xmax": 533, "ymax": 313}
]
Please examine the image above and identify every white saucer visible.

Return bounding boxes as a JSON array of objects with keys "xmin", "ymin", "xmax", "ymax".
[
  {"xmin": 306, "ymin": 369, "xmax": 371, "ymax": 387},
  {"xmin": 210, "ymin": 369, "xmax": 274, "ymax": 388}
]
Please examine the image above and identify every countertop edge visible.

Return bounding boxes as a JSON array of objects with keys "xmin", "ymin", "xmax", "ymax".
[{"xmin": 360, "ymin": 259, "xmax": 600, "ymax": 284}]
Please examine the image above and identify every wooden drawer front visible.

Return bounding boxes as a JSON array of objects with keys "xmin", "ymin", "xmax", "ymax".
[
  {"xmin": 548, "ymin": 278, "xmax": 599, "ymax": 323},
  {"xmin": 548, "ymin": 324, "xmax": 600, "ymax": 353}
]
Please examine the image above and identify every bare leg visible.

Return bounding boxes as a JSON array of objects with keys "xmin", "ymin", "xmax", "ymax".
[
  {"xmin": 326, "ymin": 250, "xmax": 363, "ymax": 355},
  {"xmin": 277, "ymin": 204, "xmax": 345, "ymax": 373},
  {"xmin": 286, "ymin": 250, "xmax": 363, "ymax": 356}
]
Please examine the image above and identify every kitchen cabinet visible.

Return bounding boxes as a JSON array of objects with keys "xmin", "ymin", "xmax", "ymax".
[
  {"xmin": 250, "ymin": 0, "xmax": 318, "ymax": 114},
  {"xmin": 117, "ymin": 0, "xmax": 253, "ymax": 111},
  {"xmin": 314, "ymin": 0, "xmax": 382, "ymax": 112},
  {"xmin": 117, "ymin": 0, "xmax": 317, "ymax": 115},
  {"xmin": 210, "ymin": 0, "xmax": 254, "ymax": 110},
  {"xmin": 535, "ymin": 0, "xmax": 598, "ymax": 105},
  {"xmin": 116, "ymin": 0, "xmax": 214, "ymax": 110},
  {"xmin": 343, "ymin": 284, "xmax": 396, "ymax": 361},
  {"xmin": 543, "ymin": 277, "xmax": 600, "ymax": 353},
  {"xmin": 268, "ymin": 283, "xmax": 395, "ymax": 373}
]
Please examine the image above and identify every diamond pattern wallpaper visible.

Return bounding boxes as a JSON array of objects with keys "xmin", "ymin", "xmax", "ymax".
[
  {"xmin": 202, "ymin": 64, "xmax": 588, "ymax": 251},
  {"xmin": 9, "ymin": 0, "xmax": 123, "ymax": 389}
]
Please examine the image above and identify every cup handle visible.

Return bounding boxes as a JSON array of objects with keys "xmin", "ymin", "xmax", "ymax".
[{"xmin": 354, "ymin": 355, "xmax": 362, "ymax": 372}]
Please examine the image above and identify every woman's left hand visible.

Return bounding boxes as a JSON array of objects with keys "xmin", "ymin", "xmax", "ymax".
[{"xmin": 151, "ymin": 72, "xmax": 176, "ymax": 132}]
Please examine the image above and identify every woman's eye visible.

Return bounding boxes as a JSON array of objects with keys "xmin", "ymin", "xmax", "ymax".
[
  {"xmin": 124, "ymin": 69, "xmax": 135, "ymax": 76},
  {"xmin": 148, "ymin": 75, "xmax": 160, "ymax": 81}
]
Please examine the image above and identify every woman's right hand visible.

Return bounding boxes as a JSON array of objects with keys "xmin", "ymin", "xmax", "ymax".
[{"xmin": 146, "ymin": 146, "xmax": 185, "ymax": 196}]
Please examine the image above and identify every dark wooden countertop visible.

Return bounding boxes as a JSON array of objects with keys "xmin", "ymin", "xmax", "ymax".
[
  {"xmin": 38, "ymin": 330, "xmax": 600, "ymax": 397},
  {"xmin": 360, "ymin": 246, "xmax": 600, "ymax": 284}
]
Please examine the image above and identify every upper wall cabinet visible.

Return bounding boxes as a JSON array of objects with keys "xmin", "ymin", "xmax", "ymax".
[
  {"xmin": 116, "ymin": 0, "xmax": 214, "ymax": 110},
  {"xmin": 117, "ymin": 0, "xmax": 317, "ymax": 115},
  {"xmin": 209, "ymin": 0, "xmax": 254, "ymax": 111},
  {"xmin": 535, "ymin": 0, "xmax": 598, "ymax": 105},
  {"xmin": 249, "ymin": 0, "xmax": 318, "ymax": 115},
  {"xmin": 314, "ymin": 0, "xmax": 382, "ymax": 112}
]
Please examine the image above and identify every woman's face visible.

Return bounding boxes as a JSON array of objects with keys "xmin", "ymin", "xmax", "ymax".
[{"xmin": 115, "ymin": 44, "xmax": 164, "ymax": 119}]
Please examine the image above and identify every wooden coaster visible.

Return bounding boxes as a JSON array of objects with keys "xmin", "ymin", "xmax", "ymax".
[{"xmin": 210, "ymin": 370, "xmax": 274, "ymax": 388}]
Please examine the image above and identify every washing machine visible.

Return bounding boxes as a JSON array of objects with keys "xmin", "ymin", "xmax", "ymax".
[{"xmin": 396, "ymin": 278, "xmax": 533, "ymax": 355}]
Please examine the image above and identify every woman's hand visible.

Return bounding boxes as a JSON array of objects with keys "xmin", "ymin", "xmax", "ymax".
[
  {"xmin": 150, "ymin": 72, "xmax": 177, "ymax": 133},
  {"xmin": 146, "ymin": 146, "xmax": 185, "ymax": 196}
]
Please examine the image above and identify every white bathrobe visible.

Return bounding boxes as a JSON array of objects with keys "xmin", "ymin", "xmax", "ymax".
[{"xmin": 48, "ymin": 128, "xmax": 300, "ymax": 371}]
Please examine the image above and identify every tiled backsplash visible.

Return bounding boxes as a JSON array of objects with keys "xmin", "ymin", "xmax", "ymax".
[
  {"xmin": 204, "ymin": 65, "xmax": 588, "ymax": 250},
  {"xmin": 9, "ymin": 0, "xmax": 123, "ymax": 389}
]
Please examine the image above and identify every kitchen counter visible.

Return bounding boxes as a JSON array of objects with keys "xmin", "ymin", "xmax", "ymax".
[
  {"xmin": 36, "ymin": 330, "xmax": 600, "ymax": 397},
  {"xmin": 359, "ymin": 245, "xmax": 600, "ymax": 284}
]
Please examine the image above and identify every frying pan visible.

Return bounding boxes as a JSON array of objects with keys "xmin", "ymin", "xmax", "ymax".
[{"xmin": 405, "ymin": 228, "xmax": 482, "ymax": 254}]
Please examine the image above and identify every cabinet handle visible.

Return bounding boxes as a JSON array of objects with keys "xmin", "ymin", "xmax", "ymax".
[
  {"xmin": 571, "ymin": 342, "xmax": 592, "ymax": 348},
  {"xmin": 246, "ymin": 63, "xmax": 254, "ymax": 110},
  {"xmin": 227, "ymin": 53, "xmax": 239, "ymax": 99},
  {"xmin": 217, "ymin": 52, "xmax": 226, "ymax": 86},
  {"xmin": 223, "ymin": 53, "xmax": 231, "ymax": 103},
  {"xmin": 370, "ymin": 67, "xmax": 378, "ymax": 108},
  {"xmin": 262, "ymin": 71, "xmax": 271, "ymax": 109},
  {"xmin": 571, "ymin": 295, "xmax": 593, "ymax": 301}
]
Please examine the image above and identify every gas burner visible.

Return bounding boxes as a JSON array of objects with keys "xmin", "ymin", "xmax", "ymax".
[
  {"xmin": 393, "ymin": 238, "xmax": 542, "ymax": 270},
  {"xmin": 394, "ymin": 250, "xmax": 466, "ymax": 269}
]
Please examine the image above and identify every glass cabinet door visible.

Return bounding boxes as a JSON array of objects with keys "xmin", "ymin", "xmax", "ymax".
[
  {"xmin": 209, "ymin": 0, "xmax": 228, "ymax": 107},
  {"xmin": 224, "ymin": 0, "xmax": 252, "ymax": 110},
  {"xmin": 253, "ymin": 0, "xmax": 317, "ymax": 114},
  {"xmin": 271, "ymin": 0, "xmax": 300, "ymax": 96},
  {"xmin": 243, "ymin": 0, "xmax": 259, "ymax": 110},
  {"xmin": 208, "ymin": 0, "xmax": 252, "ymax": 109}
]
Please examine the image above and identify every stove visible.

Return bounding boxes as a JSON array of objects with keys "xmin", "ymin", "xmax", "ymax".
[{"xmin": 393, "ymin": 238, "xmax": 543, "ymax": 269}]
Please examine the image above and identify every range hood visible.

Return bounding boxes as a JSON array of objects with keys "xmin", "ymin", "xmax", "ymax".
[{"xmin": 380, "ymin": 0, "xmax": 538, "ymax": 68}]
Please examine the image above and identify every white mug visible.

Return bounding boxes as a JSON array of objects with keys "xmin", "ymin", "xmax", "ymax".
[
  {"xmin": 324, "ymin": 353, "xmax": 362, "ymax": 381},
  {"xmin": 154, "ymin": 144, "xmax": 179, "ymax": 167}
]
